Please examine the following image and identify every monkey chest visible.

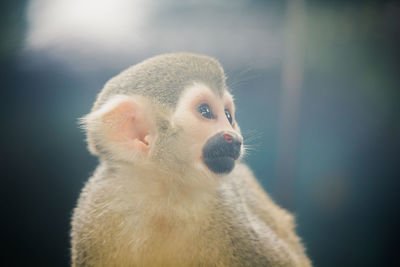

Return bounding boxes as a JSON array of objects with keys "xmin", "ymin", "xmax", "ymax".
[{"xmin": 123, "ymin": 211, "xmax": 297, "ymax": 267}]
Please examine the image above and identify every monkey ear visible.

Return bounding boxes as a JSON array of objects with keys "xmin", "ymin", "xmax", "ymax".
[{"xmin": 82, "ymin": 95, "xmax": 155, "ymax": 158}]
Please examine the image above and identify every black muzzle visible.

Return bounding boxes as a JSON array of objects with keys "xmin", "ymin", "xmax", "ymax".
[{"xmin": 202, "ymin": 132, "xmax": 242, "ymax": 174}]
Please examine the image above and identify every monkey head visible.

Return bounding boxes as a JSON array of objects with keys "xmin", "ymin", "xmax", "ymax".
[{"xmin": 81, "ymin": 53, "xmax": 243, "ymax": 177}]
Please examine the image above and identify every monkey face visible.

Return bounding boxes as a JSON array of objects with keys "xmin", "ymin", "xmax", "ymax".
[
  {"xmin": 83, "ymin": 82, "xmax": 242, "ymax": 174},
  {"xmin": 172, "ymin": 83, "xmax": 243, "ymax": 175}
]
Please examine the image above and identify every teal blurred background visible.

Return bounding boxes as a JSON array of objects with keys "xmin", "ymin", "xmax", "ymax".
[{"xmin": 1, "ymin": 0, "xmax": 399, "ymax": 266}]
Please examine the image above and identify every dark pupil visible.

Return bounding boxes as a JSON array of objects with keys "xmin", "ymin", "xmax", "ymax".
[
  {"xmin": 225, "ymin": 109, "xmax": 233, "ymax": 125},
  {"xmin": 198, "ymin": 104, "xmax": 213, "ymax": 119}
]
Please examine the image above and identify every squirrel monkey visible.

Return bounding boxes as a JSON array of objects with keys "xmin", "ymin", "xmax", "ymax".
[{"xmin": 71, "ymin": 53, "xmax": 311, "ymax": 266}]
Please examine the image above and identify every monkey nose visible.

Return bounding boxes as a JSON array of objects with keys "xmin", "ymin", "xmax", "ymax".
[
  {"xmin": 222, "ymin": 132, "xmax": 242, "ymax": 158},
  {"xmin": 223, "ymin": 134, "xmax": 232, "ymax": 142}
]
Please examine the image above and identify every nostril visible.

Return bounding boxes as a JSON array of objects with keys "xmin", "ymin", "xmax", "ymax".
[{"xmin": 223, "ymin": 134, "xmax": 232, "ymax": 142}]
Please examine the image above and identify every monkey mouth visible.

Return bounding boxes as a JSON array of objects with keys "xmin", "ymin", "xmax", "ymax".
[{"xmin": 203, "ymin": 156, "xmax": 236, "ymax": 174}]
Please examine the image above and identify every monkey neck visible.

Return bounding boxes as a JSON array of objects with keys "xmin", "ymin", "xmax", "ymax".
[{"xmin": 105, "ymin": 160, "xmax": 219, "ymax": 219}]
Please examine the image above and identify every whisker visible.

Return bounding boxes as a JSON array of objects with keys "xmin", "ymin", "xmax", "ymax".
[{"xmin": 226, "ymin": 67, "xmax": 264, "ymax": 91}]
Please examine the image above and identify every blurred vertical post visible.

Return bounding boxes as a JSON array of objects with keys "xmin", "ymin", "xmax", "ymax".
[{"xmin": 276, "ymin": 0, "xmax": 305, "ymax": 209}]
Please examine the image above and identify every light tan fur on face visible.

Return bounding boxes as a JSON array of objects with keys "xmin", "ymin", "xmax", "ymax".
[
  {"xmin": 171, "ymin": 83, "xmax": 242, "ymax": 172},
  {"xmin": 71, "ymin": 53, "xmax": 312, "ymax": 267}
]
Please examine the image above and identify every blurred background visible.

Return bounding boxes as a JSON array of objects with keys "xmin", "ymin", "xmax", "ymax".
[{"xmin": 1, "ymin": 0, "xmax": 399, "ymax": 266}]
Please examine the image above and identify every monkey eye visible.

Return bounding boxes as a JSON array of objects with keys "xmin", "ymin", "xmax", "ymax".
[
  {"xmin": 198, "ymin": 103, "xmax": 214, "ymax": 119},
  {"xmin": 225, "ymin": 109, "xmax": 233, "ymax": 125}
]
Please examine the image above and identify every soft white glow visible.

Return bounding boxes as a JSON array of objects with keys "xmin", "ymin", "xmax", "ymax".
[
  {"xmin": 26, "ymin": 0, "xmax": 148, "ymax": 52},
  {"xmin": 25, "ymin": 0, "xmax": 284, "ymax": 71}
]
